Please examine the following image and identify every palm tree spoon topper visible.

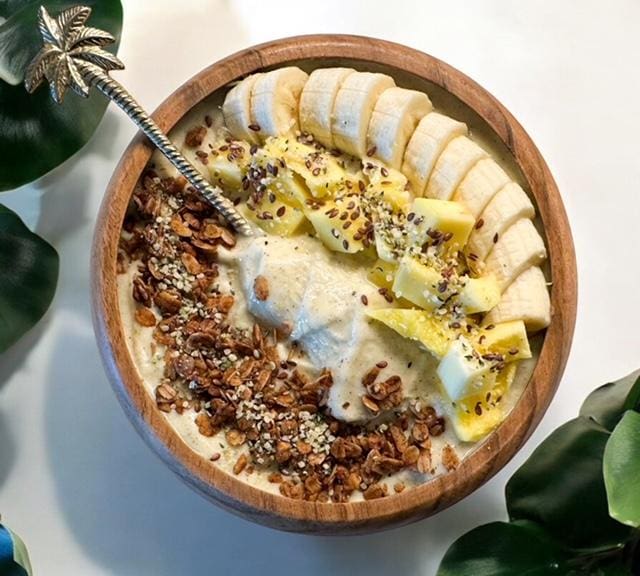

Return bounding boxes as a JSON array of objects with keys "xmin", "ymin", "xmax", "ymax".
[{"xmin": 25, "ymin": 5, "xmax": 253, "ymax": 236}]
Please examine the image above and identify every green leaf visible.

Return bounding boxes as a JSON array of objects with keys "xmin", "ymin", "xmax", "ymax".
[
  {"xmin": 437, "ymin": 521, "xmax": 572, "ymax": 575},
  {"xmin": 581, "ymin": 369, "xmax": 640, "ymax": 431},
  {"xmin": 603, "ymin": 411, "xmax": 640, "ymax": 528},
  {"xmin": 0, "ymin": 204, "xmax": 58, "ymax": 352},
  {"xmin": 506, "ymin": 416, "xmax": 634, "ymax": 551},
  {"xmin": 0, "ymin": 0, "xmax": 123, "ymax": 191}
]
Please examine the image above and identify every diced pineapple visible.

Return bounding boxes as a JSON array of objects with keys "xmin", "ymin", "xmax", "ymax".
[
  {"xmin": 300, "ymin": 162, "xmax": 350, "ymax": 198},
  {"xmin": 458, "ymin": 275, "xmax": 501, "ymax": 314},
  {"xmin": 448, "ymin": 363, "xmax": 517, "ymax": 442},
  {"xmin": 367, "ymin": 259, "xmax": 397, "ymax": 290},
  {"xmin": 270, "ymin": 172, "xmax": 311, "ymax": 209},
  {"xmin": 306, "ymin": 195, "xmax": 369, "ymax": 254},
  {"xmin": 392, "ymin": 256, "xmax": 443, "ymax": 310},
  {"xmin": 264, "ymin": 137, "xmax": 348, "ymax": 197},
  {"xmin": 477, "ymin": 320, "xmax": 532, "ymax": 362},
  {"xmin": 261, "ymin": 137, "xmax": 290, "ymax": 158},
  {"xmin": 380, "ymin": 185, "xmax": 412, "ymax": 212},
  {"xmin": 374, "ymin": 227, "xmax": 399, "ymax": 263},
  {"xmin": 208, "ymin": 156, "xmax": 244, "ymax": 189},
  {"xmin": 437, "ymin": 337, "xmax": 493, "ymax": 401},
  {"xmin": 241, "ymin": 198, "xmax": 307, "ymax": 237},
  {"xmin": 367, "ymin": 308, "xmax": 455, "ymax": 359},
  {"xmin": 364, "ymin": 160, "xmax": 412, "ymax": 212},
  {"xmin": 249, "ymin": 143, "xmax": 312, "ymax": 208},
  {"xmin": 409, "ymin": 198, "xmax": 475, "ymax": 249},
  {"xmin": 364, "ymin": 159, "xmax": 408, "ymax": 188},
  {"xmin": 207, "ymin": 141, "xmax": 251, "ymax": 190}
]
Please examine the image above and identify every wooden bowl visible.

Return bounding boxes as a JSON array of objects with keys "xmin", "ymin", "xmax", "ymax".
[{"xmin": 92, "ymin": 35, "xmax": 577, "ymax": 534}]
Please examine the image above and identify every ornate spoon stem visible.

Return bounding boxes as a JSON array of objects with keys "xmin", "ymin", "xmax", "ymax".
[
  {"xmin": 25, "ymin": 5, "xmax": 253, "ymax": 236},
  {"xmin": 80, "ymin": 63, "xmax": 252, "ymax": 234}
]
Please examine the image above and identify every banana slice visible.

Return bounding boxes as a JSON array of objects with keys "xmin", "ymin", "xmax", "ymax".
[
  {"xmin": 250, "ymin": 66, "xmax": 309, "ymax": 142},
  {"xmin": 485, "ymin": 218, "xmax": 547, "ymax": 292},
  {"xmin": 332, "ymin": 71, "xmax": 395, "ymax": 158},
  {"xmin": 453, "ymin": 158, "xmax": 510, "ymax": 218},
  {"xmin": 299, "ymin": 67, "xmax": 355, "ymax": 148},
  {"xmin": 484, "ymin": 266, "xmax": 550, "ymax": 332},
  {"xmin": 222, "ymin": 74, "xmax": 263, "ymax": 144},
  {"xmin": 367, "ymin": 87, "xmax": 432, "ymax": 169},
  {"xmin": 466, "ymin": 182, "xmax": 535, "ymax": 261},
  {"xmin": 425, "ymin": 135, "xmax": 488, "ymax": 200},
  {"xmin": 402, "ymin": 112, "xmax": 468, "ymax": 196}
]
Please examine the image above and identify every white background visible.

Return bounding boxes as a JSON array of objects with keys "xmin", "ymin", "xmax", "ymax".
[{"xmin": 2, "ymin": 0, "xmax": 640, "ymax": 574}]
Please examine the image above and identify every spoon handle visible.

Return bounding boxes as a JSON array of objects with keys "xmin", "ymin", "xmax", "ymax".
[
  {"xmin": 81, "ymin": 64, "xmax": 253, "ymax": 236},
  {"xmin": 25, "ymin": 5, "xmax": 253, "ymax": 236}
]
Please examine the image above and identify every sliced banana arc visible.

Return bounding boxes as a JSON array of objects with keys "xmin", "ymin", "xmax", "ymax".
[
  {"xmin": 222, "ymin": 73, "xmax": 263, "ymax": 144},
  {"xmin": 484, "ymin": 266, "xmax": 551, "ymax": 332},
  {"xmin": 454, "ymin": 158, "xmax": 510, "ymax": 218},
  {"xmin": 299, "ymin": 67, "xmax": 355, "ymax": 148},
  {"xmin": 367, "ymin": 87, "xmax": 432, "ymax": 169},
  {"xmin": 220, "ymin": 66, "xmax": 553, "ymax": 347},
  {"xmin": 466, "ymin": 182, "xmax": 535, "ymax": 261},
  {"xmin": 402, "ymin": 112, "xmax": 468, "ymax": 196},
  {"xmin": 331, "ymin": 71, "xmax": 395, "ymax": 158},
  {"xmin": 425, "ymin": 135, "xmax": 488, "ymax": 200},
  {"xmin": 250, "ymin": 67, "xmax": 309, "ymax": 142},
  {"xmin": 484, "ymin": 218, "xmax": 547, "ymax": 292}
]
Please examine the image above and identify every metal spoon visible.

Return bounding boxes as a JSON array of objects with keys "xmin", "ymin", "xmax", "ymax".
[{"xmin": 24, "ymin": 4, "xmax": 253, "ymax": 236}]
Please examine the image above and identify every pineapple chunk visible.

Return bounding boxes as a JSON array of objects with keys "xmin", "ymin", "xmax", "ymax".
[
  {"xmin": 367, "ymin": 308, "xmax": 455, "ymax": 359},
  {"xmin": 251, "ymin": 144, "xmax": 312, "ymax": 208},
  {"xmin": 261, "ymin": 137, "xmax": 291, "ymax": 159},
  {"xmin": 437, "ymin": 337, "xmax": 492, "ymax": 401},
  {"xmin": 301, "ymin": 163, "xmax": 350, "ymax": 198},
  {"xmin": 409, "ymin": 198, "xmax": 475, "ymax": 249},
  {"xmin": 374, "ymin": 228, "xmax": 399, "ymax": 263},
  {"xmin": 365, "ymin": 159, "xmax": 408, "ymax": 188},
  {"xmin": 477, "ymin": 320, "xmax": 532, "ymax": 362},
  {"xmin": 448, "ymin": 363, "xmax": 517, "ymax": 442},
  {"xmin": 263, "ymin": 137, "xmax": 348, "ymax": 197},
  {"xmin": 208, "ymin": 156, "xmax": 243, "ymax": 189},
  {"xmin": 270, "ymin": 171, "xmax": 311, "ymax": 209},
  {"xmin": 241, "ymin": 198, "xmax": 307, "ymax": 237},
  {"xmin": 458, "ymin": 275, "xmax": 500, "ymax": 314},
  {"xmin": 392, "ymin": 256, "xmax": 443, "ymax": 310},
  {"xmin": 367, "ymin": 259, "xmax": 397, "ymax": 290},
  {"xmin": 207, "ymin": 141, "xmax": 251, "ymax": 190},
  {"xmin": 365, "ymin": 160, "xmax": 412, "ymax": 212},
  {"xmin": 379, "ymin": 185, "xmax": 412, "ymax": 212},
  {"xmin": 306, "ymin": 195, "xmax": 368, "ymax": 254}
]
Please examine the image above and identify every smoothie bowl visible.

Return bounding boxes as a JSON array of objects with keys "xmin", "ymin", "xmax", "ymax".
[{"xmin": 92, "ymin": 35, "xmax": 577, "ymax": 533}]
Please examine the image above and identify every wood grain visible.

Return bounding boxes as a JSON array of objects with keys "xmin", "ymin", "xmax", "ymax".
[{"xmin": 91, "ymin": 35, "xmax": 577, "ymax": 534}]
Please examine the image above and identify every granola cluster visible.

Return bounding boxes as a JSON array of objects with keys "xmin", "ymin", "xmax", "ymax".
[{"xmin": 118, "ymin": 170, "xmax": 458, "ymax": 502}]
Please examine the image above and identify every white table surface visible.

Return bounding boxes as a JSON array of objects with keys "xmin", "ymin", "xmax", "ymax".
[{"xmin": 2, "ymin": 0, "xmax": 640, "ymax": 573}]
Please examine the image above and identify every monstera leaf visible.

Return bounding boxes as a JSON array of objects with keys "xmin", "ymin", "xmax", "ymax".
[
  {"xmin": 0, "ymin": 204, "xmax": 58, "ymax": 352},
  {"xmin": 0, "ymin": 0, "xmax": 122, "ymax": 191}
]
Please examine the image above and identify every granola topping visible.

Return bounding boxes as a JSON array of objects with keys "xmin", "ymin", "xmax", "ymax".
[{"xmin": 119, "ymin": 170, "xmax": 457, "ymax": 502}]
